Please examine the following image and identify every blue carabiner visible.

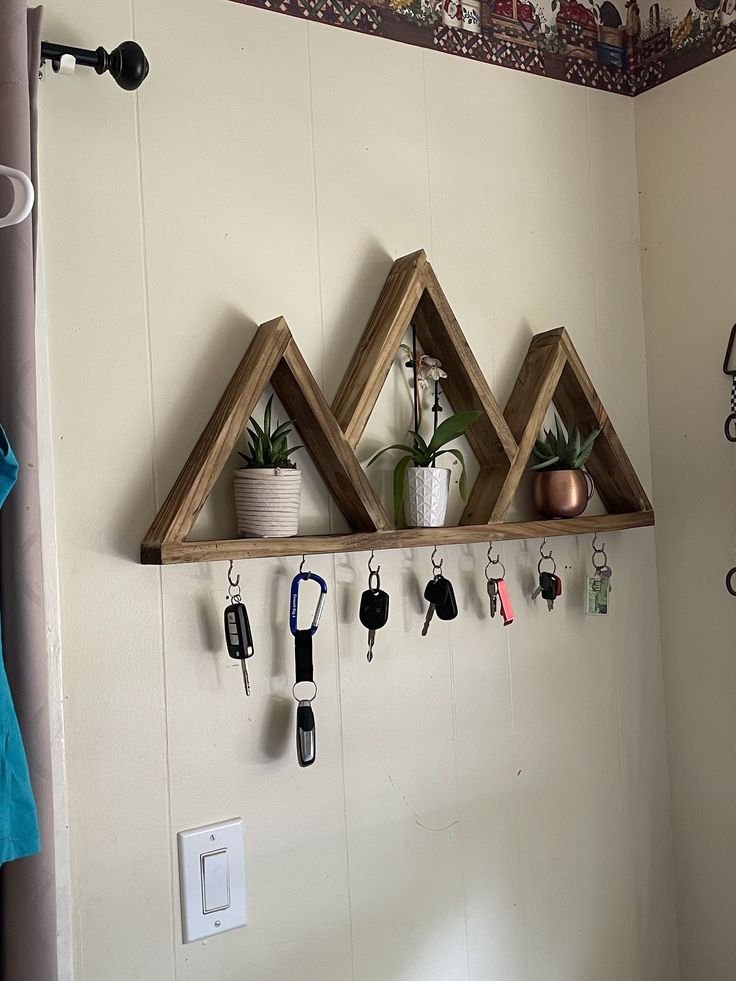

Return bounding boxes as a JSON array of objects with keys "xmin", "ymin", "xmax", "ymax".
[{"xmin": 289, "ymin": 572, "xmax": 328, "ymax": 636}]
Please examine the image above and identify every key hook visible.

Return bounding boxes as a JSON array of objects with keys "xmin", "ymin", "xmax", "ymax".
[
  {"xmin": 485, "ymin": 542, "xmax": 506, "ymax": 580},
  {"xmin": 227, "ymin": 559, "xmax": 240, "ymax": 588},
  {"xmin": 539, "ymin": 537, "xmax": 554, "ymax": 561},
  {"xmin": 368, "ymin": 549, "xmax": 380, "ymax": 576},
  {"xmin": 431, "ymin": 545, "xmax": 443, "ymax": 575},
  {"xmin": 591, "ymin": 533, "xmax": 608, "ymax": 571},
  {"xmin": 299, "ymin": 554, "xmax": 306, "ymax": 574}
]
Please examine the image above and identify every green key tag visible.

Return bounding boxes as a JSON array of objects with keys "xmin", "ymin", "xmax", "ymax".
[{"xmin": 586, "ymin": 575, "xmax": 610, "ymax": 616}]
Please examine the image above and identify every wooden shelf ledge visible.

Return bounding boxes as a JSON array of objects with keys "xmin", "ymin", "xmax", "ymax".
[{"xmin": 141, "ymin": 511, "xmax": 654, "ymax": 565}]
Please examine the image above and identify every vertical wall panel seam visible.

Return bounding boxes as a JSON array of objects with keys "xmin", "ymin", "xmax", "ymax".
[
  {"xmin": 306, "ymin": 24, "xmax": 357, "ymax": 980},
  {"xmin": 585, "ymin": 89, "xmax": 637, "ymax": 981},
  {"xmin": 505, "ymin": 625, "xmax": 530, "ymax": 981},
  {"xmin": 130, "ymin": 1, "xmax": 178, "ymax": 975}
]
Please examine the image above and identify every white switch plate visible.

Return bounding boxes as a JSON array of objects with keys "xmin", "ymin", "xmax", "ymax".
[{"xmin": 177, "ymin": 818, "xmax": 247, "ymax": 943}]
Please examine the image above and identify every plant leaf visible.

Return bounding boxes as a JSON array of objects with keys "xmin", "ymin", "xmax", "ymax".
[
  {"xmin": 271, "ymin": 419, "xmax": 295, "ymax": 441},
  {"xmin": 392, "ymin": 455, "xmax": 413, "ymax": 526},
  {"xmin": 367, "ymin": 443, "xmax": 417, "ymax": 467},
  {"xmin": 434, "ymin": 447, "xmax": 468, "ymax": 501},
  {"xmin": 264, "ymin": 395, "xmax": 273, "ymax": 437},
  {"xmin": 545, "ymin": 428, "xmax": 557, "ymax": 454},
  {"xmin": 577, "ymin": 425, "xmax": 602, "ymax": 459},
  {"xmin": 426, "ymin": 410, "xmax": 481, "ymax": 456},
  {"xmin": 555, "ymin": 416, "xmax": 567, "ymax": 457},
  {"xmin": 568, "ymin": 427, "xmax": 581, "ymax": 462},
  {"xmin": 529, "ymin": 455, "xmax": 560, "ymax": 470}
]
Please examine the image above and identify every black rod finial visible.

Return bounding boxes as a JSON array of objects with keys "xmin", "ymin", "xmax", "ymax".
[{"xmin": 102, "ymin": 41, "xmax": 149, "ymax": 90}]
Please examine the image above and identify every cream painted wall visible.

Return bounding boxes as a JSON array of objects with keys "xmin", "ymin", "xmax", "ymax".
[
  {"xmin": 637, "ymin": 55, "xmax": 736, "ymax": 981},
  {"xmin": 39, "ymin": 1, "xmax": 679, "ymax": 979}
]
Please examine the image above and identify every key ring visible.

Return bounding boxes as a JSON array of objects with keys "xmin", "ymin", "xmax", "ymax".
[
  {"xmin": 227, "ymin": 559, "xmax": 242, "ymax": 604},
  {"xmin": 292, "ymin": 679, "xmax": 318, "ymax": 703},
  {"xmin": 726, "ymin": 567, "xmax": 736, "ymax": 597},
  {"xmin": 591, "ymin": 534, "xmax": 608, "ymax": 572},
  {"xmin": 485, "ymin": 542, "xmax": 506, "ymax": 581},
  {"xmin": 431, "ymin": 545, "xmax": 443, "ymax": 577}
]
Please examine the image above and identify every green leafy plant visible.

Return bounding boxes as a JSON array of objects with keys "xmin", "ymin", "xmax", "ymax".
[
  {"xmin": 367, "ymin": 410, "xmax": 481, "ymax": 524},
  {"xmin": 530, "ymin": 417, "xmax": 601, "ymax": 472},
  {"xmin": 238, "ymin": 395, "xmax": 302, "ymax": 470}
]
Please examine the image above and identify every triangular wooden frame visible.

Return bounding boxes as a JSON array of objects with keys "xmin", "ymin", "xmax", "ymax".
[
  {"xmin": 141, "ymin": 251, "xmax": 653, "ymax": 565},
  {"xmin": 140, "ymin": 316, "xmax": 390, "ymax": 564}
]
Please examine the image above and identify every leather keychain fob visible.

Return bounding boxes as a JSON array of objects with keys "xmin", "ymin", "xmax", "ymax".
[{"xmin": 296, "ymin": 700, "xmax": 316, "ymax": 767}]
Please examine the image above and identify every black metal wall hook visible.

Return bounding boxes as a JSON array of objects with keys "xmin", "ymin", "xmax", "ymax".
[{"xmin": 41, "ymin": 39, "xmax": 149, "ymax": 91}]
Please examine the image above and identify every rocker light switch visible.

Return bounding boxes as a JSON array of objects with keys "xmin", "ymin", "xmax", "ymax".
[
  {"xmin": 177, "ymin": 819, "xmax": 246, "ymax": 943},
  {"xmin": 201, "ymin": 849, "xmax": 230, "ymax": 913}
]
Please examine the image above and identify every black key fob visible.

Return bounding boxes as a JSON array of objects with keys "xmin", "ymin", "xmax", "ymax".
[
  {"xmin": 224, "ymin": 602, "xmax": 253, "ymax": 660},
  {"xmin": 296, "ymin": 700, "xmax": 316, "ymax": 767},
  {"xmin": 359, "ymin": 589, "xmax": 390, "ymax": 630},
  {"xmin": 436, "ymin": 577, "xmax": 458, "ymax": 621}
]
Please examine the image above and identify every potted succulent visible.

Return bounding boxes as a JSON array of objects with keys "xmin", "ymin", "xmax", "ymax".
[
  {"xmin": 234, "ymin": 396, "xmax": 303, "ymax": 537},
  {"xmin": 529, "ymin": 418, "xmax": 601, "ymax": 518},
  {"xmin": 367, "ymin": 410, "xmax": 480, "ymax": 527}
]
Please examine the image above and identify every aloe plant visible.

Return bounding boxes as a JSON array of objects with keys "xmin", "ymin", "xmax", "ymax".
[
  {"xmin": 367, "ymin": 410, "xmax": 481, "ymax": 524},
  {"xmin": 530, "ymin": 417, "xmax": 601, "ymax": 472},
  {"xmin": 238, "ymin": 395, "xmax": 303, "ymax": 469}
]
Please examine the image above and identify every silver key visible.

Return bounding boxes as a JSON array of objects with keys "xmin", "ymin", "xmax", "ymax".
[
  {"xmin": 546, "ymin": 597, "xmax": 554, "ymax": 612},
  {"xmin": 367, "ymin": 629, "xmax": 376, "ymax": 662},
  {"xmin": 599, "ymin": 566, "xmax": 613, "ymax": 592},
  {"xmin": 422, "ymin": 604, "xmax": 436, "ymax": 636},
  {"xmin": 241, "ymin": 659, "xmax": 250, "ymax": 696},
  {"xmin": 531, "ymin": 585, "xmax": 543, "ymax": 599}
]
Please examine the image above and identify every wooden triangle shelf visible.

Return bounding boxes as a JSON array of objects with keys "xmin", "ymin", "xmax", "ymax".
[{"xmin": 141, "ymin": 250, "xmax": 653, "ymax": 565}]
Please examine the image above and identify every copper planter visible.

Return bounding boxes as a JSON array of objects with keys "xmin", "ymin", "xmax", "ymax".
[{"xmin": 532, "ymin": 469, "xmax": 594, "ymax": 519}]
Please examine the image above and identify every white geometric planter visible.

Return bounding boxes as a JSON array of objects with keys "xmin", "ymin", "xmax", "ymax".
[
  {"xmin": 404, "ymin": 466, "xmax": 450, "ymax": 528},
  {"xmin": 233, "ymin": 468, "xmax": 301, "ymax": 538}
]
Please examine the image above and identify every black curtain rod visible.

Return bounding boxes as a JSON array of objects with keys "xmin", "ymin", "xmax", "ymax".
[{"xmin": 40, "ymin": 39, "xmax": 149, "ymax": 91}]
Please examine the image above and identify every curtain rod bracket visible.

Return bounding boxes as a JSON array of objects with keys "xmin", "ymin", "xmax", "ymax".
[{"xmin": 40, "ymin": 39, "xmax": 149, "ymax": 91}]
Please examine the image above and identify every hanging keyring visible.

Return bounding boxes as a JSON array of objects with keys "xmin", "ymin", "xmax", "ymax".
[
  {"xmin": 485, "ymin": 542, "xmax": 506, "ymax": 581},
  {"xmin": 431, "ymin": 545, "xmax": 443, "ymax": 576},
  {"xmin": 727, "ymin": 568, "xmax": 736, "ymax": 597},
  {"xmin": 538, "ymin": 537, "xmax": 556, "ymax": 575},
  {"xmin": 723, "ymin": 324, "xmax": 736, "ymax": 441},
  {"xmin": 591, "ymin": 534, "xmax": 608, "ymax": 572}
]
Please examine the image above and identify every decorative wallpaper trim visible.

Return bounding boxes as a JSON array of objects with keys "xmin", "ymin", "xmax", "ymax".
[{"xmin": 230, "ymin": 0, "xmax": 736, "ymax": 96}]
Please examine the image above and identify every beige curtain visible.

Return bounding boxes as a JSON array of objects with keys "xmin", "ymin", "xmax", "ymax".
[{"xmin": 0, "ymin": 5, "xmax": 58, "ymax": 981}]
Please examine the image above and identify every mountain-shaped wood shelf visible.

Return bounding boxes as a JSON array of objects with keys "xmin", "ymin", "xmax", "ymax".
[{"xmin": 141, "ymin": 250, "xmax": 653, "ymax": 565}]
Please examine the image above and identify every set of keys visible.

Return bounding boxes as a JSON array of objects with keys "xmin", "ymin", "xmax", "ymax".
[
  {"xmin": 223, "ymin": 562, "xmax": 254, "ymax": 694},
  {"xmin": 532, "ymin": 539, "xmax": 563, "ymax": 611},
  {"xmin": 532, "ymin": 569, "xmax": 563, "ymax": 610},
  {"xmin": 359, "ymin": 560, "xmax": 389, "ymax": 662},
  {"xmin": 586, "ymin": 534, "xmax": 613, "ymax": 615},
  {"xmin": 485, "ymin": 544, "xmax": 514, "ymax": 625},
  {"xmin": 422, "ymin": 550, "xmax": 458, "ymax": 635}
]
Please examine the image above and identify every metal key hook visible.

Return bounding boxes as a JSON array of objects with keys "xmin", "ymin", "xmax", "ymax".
[
  {"xmin": 431, "ymin": 545, "xmax": 443, "ymax": 576},
  {"xmin": 591, "ymin": 533, "xmax": 608, "ymax": 571},
  {"xmin": 299, "ymin": 554, "xmax": 306, "ymax": 574},
  {"xmin": 227, "ymin": 559, "xmax": 242, "ymax": 603},
  {"xmin": 538, "ymin": 537, "xmax": 556, "ymax": 575},
  {"xmin": 485, "ymin": 542, "xmax": 506, "ymax": 581}
]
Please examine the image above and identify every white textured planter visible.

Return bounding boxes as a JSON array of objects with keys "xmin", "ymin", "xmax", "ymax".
[
  {"xmin": 404, "ymin": 466, "xmax": 450, "ymax": 528},
  {"xmin": 233, "ymin": 468, "xmax": 301, "ymax": 538}
]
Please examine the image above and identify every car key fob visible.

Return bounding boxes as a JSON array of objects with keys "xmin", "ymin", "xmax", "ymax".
[
  {"xmin": 436, "ymin": 577, "xmax": 458, "ymax": 621},
  {"xmin": 224, "ymin": 602, "xmax": 254, "ymax": 660}
]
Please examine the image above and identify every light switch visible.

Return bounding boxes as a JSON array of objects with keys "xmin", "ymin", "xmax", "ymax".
[
  {"xmin": 201, "ymin": 849, "xmax": 230, "ymax": 913},
  {"xmin": 177, "ymin": 819, "xmax": 246, "ymax": 943}
]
